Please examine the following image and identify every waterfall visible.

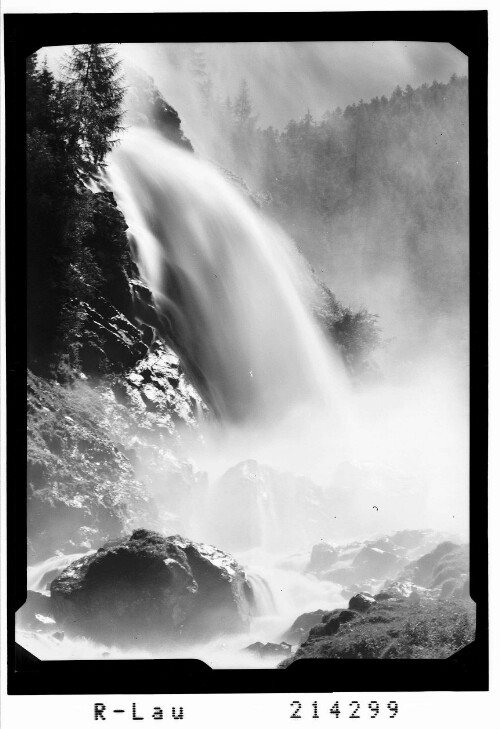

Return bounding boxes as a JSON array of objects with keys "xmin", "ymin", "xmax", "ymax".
[
  {"xmin": 107, "ymin": 128, "xmax": 348, "ymax": 425},
  {"xmin": 247, "ymin": 573, "xmax": 277, "ymax": 616}
]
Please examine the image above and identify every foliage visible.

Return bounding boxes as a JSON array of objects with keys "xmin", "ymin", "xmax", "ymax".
[
  {"xmin": 62, "ymin": 44, "xmax": 125, "ymax": 174},
  {"xmin": 280, "ymin": 598, "xmax": 475, "ymax": 663},
  {"xmin": 26, "ymin": 48, "xmax": 131, "ymax": 376},
  {"xmin": 314, "ymin": 281, "xmax": 383, "ymax": 378}
]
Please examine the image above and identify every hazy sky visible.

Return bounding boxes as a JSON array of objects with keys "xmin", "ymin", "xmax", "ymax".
[
  {"xmin": 42, "ymin": 41, "xmax": 467, "ymax": 130},
  {"xmin": 118, "ymin": 41, "xmax": 468, "ymax": 128}
]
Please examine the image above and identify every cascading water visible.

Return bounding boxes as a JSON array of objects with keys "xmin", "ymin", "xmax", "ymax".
[{"xmin": 107, "ymin": 127, "xmax": 349, "ymax": 425}]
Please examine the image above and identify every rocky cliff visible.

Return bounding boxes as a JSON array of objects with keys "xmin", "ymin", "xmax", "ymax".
[{"xmin": 26, "ymin": 69, "xmax": 211, "ymax": 564}]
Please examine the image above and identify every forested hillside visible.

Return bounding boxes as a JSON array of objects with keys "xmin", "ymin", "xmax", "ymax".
[{"xmin": 198, "ymin": 71, "xmax": 469, "ymax": 344}]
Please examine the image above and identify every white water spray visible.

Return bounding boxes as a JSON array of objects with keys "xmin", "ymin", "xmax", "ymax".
[{"xmin": 107, "ymin": 128, "xmax": 349, "ymax": 425}]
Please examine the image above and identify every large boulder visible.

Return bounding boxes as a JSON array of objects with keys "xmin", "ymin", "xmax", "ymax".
[
  {"xmin": 348, "ymin": 593, "xmax": 376, "ymax": 613},
  {"xmin": 50, "ymin": 529, "xmax": 254, "ymax": 648}
]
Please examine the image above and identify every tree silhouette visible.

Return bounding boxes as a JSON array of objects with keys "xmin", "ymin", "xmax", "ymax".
[{"xmin": 64, "ymin": 44, "xmax": 124, "ymax": 173}]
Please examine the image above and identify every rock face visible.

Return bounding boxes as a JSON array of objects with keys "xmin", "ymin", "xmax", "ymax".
[
  {"xmin": 278, "ymin": 533, "xmax": 473, "ymax": 662},
  {"xmin": 397, "ymin": 541, "xmax": 470, "ymax": 600},
  {"xmin": 306, "ymin": 543, "xmax": 338, "ymax": 574},
  {"xmin": 16, "ymin": 590, "xmax": 55, "ymax": 632},
  {"xmin": 27, "ymin": 337, "xmax": 207, "ymax": 561},
  {"xmin": 351, "ymin": 546, "xmax": 401, "ymax": 579},
  {"xmin": 27, "ymin": 371, "xmax": 156, "ymax": 561},
  {"xmin": 304, "ymin": 530, "xmax": 453, "ymax": 599},
  {"xmin": 281, "ymin": 539, "xmax": 474, "ymax": 665},
  {"xmin": 281, "ymin": 609, "xmax": 331, "ymax": 645},
  {"xmin": 123, "ymin": 65, "xmax": 193, "ymax": 151},
  {"xmin": 204, "ymin": 460, "xmax": 334, "ymax": 553},
  {"xmin": 77, "ymin": 298, "xmax": 148, "ymax": 375},
  {"xmin": 50, "ymin": 529, "xmax": 254, "ymax": 647}
]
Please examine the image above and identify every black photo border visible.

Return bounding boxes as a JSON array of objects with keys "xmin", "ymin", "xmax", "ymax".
[{"xmin": 4, "ymin": 10, "xmax": 488, "ymax": 694}]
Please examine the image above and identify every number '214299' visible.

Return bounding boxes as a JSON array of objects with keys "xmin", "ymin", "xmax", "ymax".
[{"xmin": 290, "ymin": 700, "xmax": 399, "ymax": 720}]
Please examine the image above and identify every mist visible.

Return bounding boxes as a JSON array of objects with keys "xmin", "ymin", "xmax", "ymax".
[
  {"xmin": 117, "ymin": 41, "xmax": 467, "ymax": 131},
  {"xmin": 105, "ymin": 120, "xmax": 469, "ymax": 541}
]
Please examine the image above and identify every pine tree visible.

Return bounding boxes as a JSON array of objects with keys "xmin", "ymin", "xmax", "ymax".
[
  {"xmin": 233, "ymin": 79, "xmax": 253, "ymax": 126},
  {"xmin": 64, "ymin": 44, "xmax": 124, "ymax": 172}
]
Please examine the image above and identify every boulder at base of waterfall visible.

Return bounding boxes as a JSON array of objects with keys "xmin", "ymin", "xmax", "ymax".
[
  {"xmin": 50, "ymin": 529, "xmax": 254, "ymax": 648},
  {"xmin": 281, "ymin": 609, "xmax": 331, "ymax": 645},
  {"xmin": 348, "ymin": 593, "xmax": 376, "ymax": 613}
]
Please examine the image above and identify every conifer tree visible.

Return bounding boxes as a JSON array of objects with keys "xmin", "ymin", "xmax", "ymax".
[
  {"xmin": 234, "ymin": 78, "xmax": 253, "ymax": 126},
  {"xmin": 64, "ymin": 43, "xmax": 124, "ymax": 172}
]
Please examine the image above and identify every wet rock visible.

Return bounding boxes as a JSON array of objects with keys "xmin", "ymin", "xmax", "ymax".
[
  {"xmin": 50, "ymin": 529, "xmax": 254, "ymax": 648},
  {"xmin": 78, "ymin": 299, "xmax": 148, "ymax": 375},
  {"xmin": 27, "ymin": 347, "xmax": 207, "ymax": 561},
  {"xmin": 348, "ymin": 593, "xmax": 375, "ymax": 613},
  {"xmin": 123, "ymin": 65, "xmax": 193, "ymax": 151},
  {"xmin": 281, "ymin": 609, "xmax": 330, "ymax": 645},
  {"xmin": 380, "ymin": 580, "xmax": 439, "ymax": 600}
]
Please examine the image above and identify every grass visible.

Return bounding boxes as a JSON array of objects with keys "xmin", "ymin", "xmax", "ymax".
[{"xmin": 280, "ymin": 597, "xmax": 475, "ymax": 664}]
